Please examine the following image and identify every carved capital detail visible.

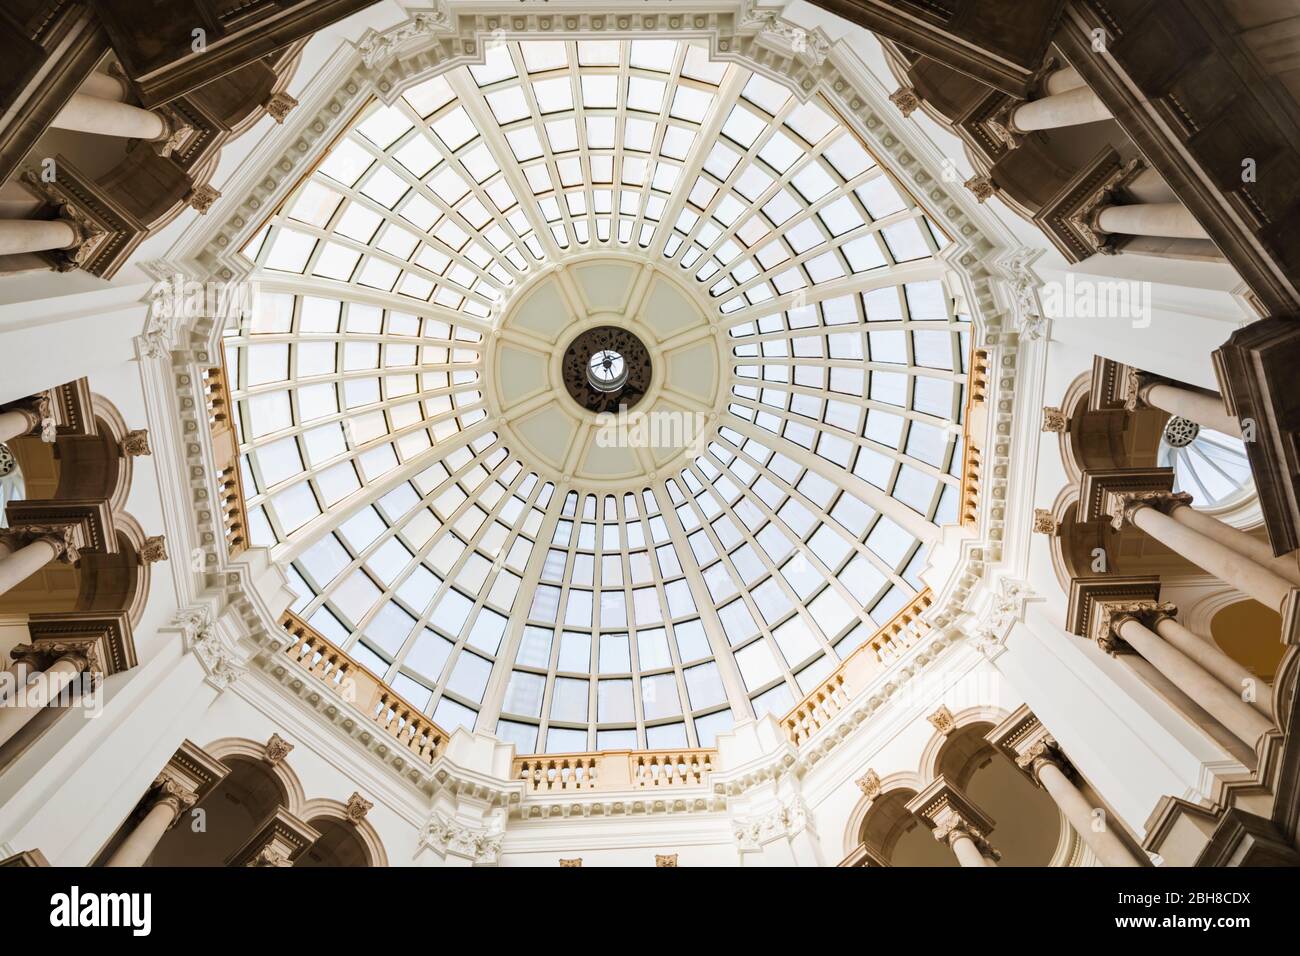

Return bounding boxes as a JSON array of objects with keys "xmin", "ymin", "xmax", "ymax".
[
  {"xmin": 1106, "ymin": 490, "xmax": 1193, "ymax": 531},
  {"xmin": 264, "ymin": 91, "xmax": 299, "ymax": 124},
  {"xmin": 888, "ymin": 86, "xmax": 920, "ymax": 117},
  {"xmin": 264, "ymin": 733, "xmax": 294, "ymax": 765},
  {"xmin": 1032, "ymin": 508, "xmax": 1057, "ymax": 536},
  {"xmin": 1041, "ymin": 406, "xmax": 1067, "ymax": 432},
  {"xmin": 964, "ymin": 174, "xmax": 995, "ymax": 203},
  {"xmin": 122, "ymin": 429, "xmax": 151, "ymax": 456},
  {"xmin": 346, "ymin": 792, "xmax": 374, "ymax": 823},
  {"xmin": 856, "ymin": 768, "xmax": 882, "ymax": 800},
  {"xmin": 187, "ymin": 184, "xmax": 221, "ymax": 215},
  {"xmin": 141, "ymin": 535, "xmax": 168, "ymax": 564}
]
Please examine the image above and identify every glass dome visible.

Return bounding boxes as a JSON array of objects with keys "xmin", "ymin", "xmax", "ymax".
[
  {"xmin": 223, "ymin": 39, "xmax": 971, "ymax": 752},
  {"xmin": 1158, "ymin": 417, "xmax": 1254, "ymax": 511}
]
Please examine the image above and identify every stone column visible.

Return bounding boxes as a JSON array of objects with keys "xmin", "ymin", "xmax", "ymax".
[
  {"xmin": 1095, "ymin": 203, "xmax": 1210, "ymax": 240},
  {"xmin": 78, "ymin": 71, "xmax": 128, "ymax": 102},
  {"xmin": 51, "ymin": 93, "xmax": 167, "ymax": 141},
  {"xmin": 1165, "ymin": 500, "xmax": 1300, "ymax": 588},
  {"xmin": 1136, "ymin": 376, "xmax": 1241, "ymax": 437},
  {"xmin": 1152, "ymin": 613, "xmax": 1272, "ymax": 718},
  {"xmin": 0, "ymin": 526, "xmax": 79, "ymax": 598},
  {"xmin": 0, "ymin": 645, "xmax": 94, "ymax": 748},
  {"xmin": 1012, "ymin": 85, "xmax": 1112, "ymax": 131},
  {"xmin": 1044, "ymin": 65, "xmax": 1085, "ymax": 94},
  {"xmin": 0, "ymin": 407, "xmax": 40, "ymax": 444},
  {"xmin": 103, "ymin": 778, "xmax": 197, "ymax": 867},
  {"xmin": 1114, "ymin": 492, "xmax": 1293, "ymax": 614},
  {"xmin": 1108, "ymin": 608, "xmax": 1274, "ymax": 748},
  {"xmin": 906, "ymin": 778, "xmax": 1000, "ymax": 867},
  {"xmin": 1017, "ymin": 739, "xmax": 1145, "ymax": 867},
  {"xmin": 0, "ymin": 219, "xmax": 87, "ymax": 258}
]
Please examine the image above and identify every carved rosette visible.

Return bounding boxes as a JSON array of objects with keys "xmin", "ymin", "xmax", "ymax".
[
  {"xmin": 1105, "ymin": 490, "xmax": 1193, "ymax": 531},
  {"xmin": 346, "ymin": 792, "xmax": 374, "ymax": 823}
]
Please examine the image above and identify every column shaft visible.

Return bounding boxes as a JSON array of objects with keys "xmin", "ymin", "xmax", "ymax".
[
  {"xmin": 51, "ymin": 93, "xmax": 165, "ymax": 141},
  {"xmin": 1154, "ymin": 615, "xmax": 1273, "ymax": 718},
  {"xmin": 0, "ymin": 537, "xmax": 60, "ymax": 597},
  {"xmin": 1012, "ymin": 85, "xmax": 1112, "ymax": 131},
  {"xmin": 0, "ymin": 656, "xmax": 84, "ymax": 748},
  {"xmin": 1035, "ymin": 762, "xmax": 1143, "ymax": 866},
  {"xmin": 1116, "ymin": 617, "xmax": 1273, "ymax": 747},
  {"xmin": 1130, "ymin": 505, "xmax": 1292, "ymax": 613},
  {"xmin": 77, "ymin": 72, "xmax": 128, "ymax": 102},
  {"xmin": 1044, "ymin": 66, "xmax": 1085, "ymax": 94},
  {"xmin": 1169, "ymin": 504, "xmax": 1300, "ymax": 587},
  {"xmin": 1143, "ymin": 382, "xmax": 1241, "ymax": 437},
  {"xmin": 1096, "ymin": 203, "xmax": 1210, "ymax": 240},
  {"xmin": 104, "ymin": 800, "xmax": 180, "ymax": 868},
  {"xmin": 949, "ymin": 833, "xmax": 996, "ymax": 867},
  {"xmin": 0, "ymin": 220, "xmax": 79, "ymax": 258}
]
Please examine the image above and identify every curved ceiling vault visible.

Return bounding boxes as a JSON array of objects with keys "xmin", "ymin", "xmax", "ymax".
[{"xmin": 222, "ymin": 37, "xmax": 973, "ymax": 753}]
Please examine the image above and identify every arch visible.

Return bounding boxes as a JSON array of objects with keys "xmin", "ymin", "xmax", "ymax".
[
  {"xmin": 202, "ymin": 736, "xmax": 306, "ymax": 815},
  {"xmin": 842, "ymin": 769, "xmax": 924, "ymax": 857},
  {"xmin": 918, "ymin": 705, "xmax": 1010, "ymax": 786},
  {"xmin": 297, "ymin": 797, "xmax": 388, "ymax": 867}
]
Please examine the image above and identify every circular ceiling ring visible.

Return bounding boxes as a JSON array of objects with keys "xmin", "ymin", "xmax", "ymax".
[{"xmin": 563, "ymin": 326, "xmax": 652, "ymax": 413}]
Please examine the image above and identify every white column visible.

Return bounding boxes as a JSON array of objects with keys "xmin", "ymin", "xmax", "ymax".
[
  {"xmin": 77, "ymin": 71, "xmax": 128, "ymax": 102},
  {"xmin": 1021, "ymin": 745, "xmax": 1144, "ymax": 867},
  {"xmin": 1140, "ymin": 380, "xmax": 1241, "ymax": 437},
  {"xmin": 103, "ymin": 781, "xmax": 196, "ymax": 868},
  {"xmin": 1044, "ymin": 66, "xmax": 1085, "ymax": 94},
  {"xmin": 1114, "ymin": 614, "xmax": 1273, "ymax": 748},
  {"xmin": 0, "ymin": 219, "xmax": 81, "ymax": 258},
  {"xmin": 1153, "ymin": 614, "xmax": 1272, "ymax": 718},
  {"xmin": 1096, "ymin": 203, "xmax": 1210, "ymax": 240},
  {"xmin": 1125, "ymin": 498, "xmax": 1293, "ymax": 613},
  {"xmin": 1012, "ymin": 85, "xmax": 1112, "ymax": 130},
  {"xmin": 1167, "ymin": 501, "xmax": 1300, "ymax": 588},
  {"xmin": 0, "ymin": 407, "xmax": 40, "ymax": 443},
  {"xmin": 0, "ymin": 533, "xmax": 64, "ymax": 597},
  {"xmin": 942, "ymin": 825, "xmax": 998, "ymax": 867},
  {"xmin": 51, "ymin": 93, "xmax": 166, "ymax": 141},
  {"xmin": 0, "ymin": 652, "xmax": 87, "ymax": 748}
]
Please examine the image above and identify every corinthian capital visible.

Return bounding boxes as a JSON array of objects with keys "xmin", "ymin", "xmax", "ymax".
[{"xmin": 1106, "ymin": 490, "xmax": 1193, "ymax": 531}]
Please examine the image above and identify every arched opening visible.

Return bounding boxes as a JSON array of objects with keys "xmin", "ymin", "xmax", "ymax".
[
  {"xmin": 859, "ymin": 788, "xmax": 955, "ymax": 867},
  {"xmin": 143, "ymin": 757, "xmax": 288, "ymax": 867},
  {"xmin": 1210, "ymin": 599, "xmax": 1285, "ymax": 685},
  {"xmin": 296, "ymin": 818, "xmax": 372, "ymax": 867}
]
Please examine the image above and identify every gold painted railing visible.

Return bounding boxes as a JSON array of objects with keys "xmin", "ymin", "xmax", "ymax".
[
  {"xmin": 279, "ymin": 611, "xmax": 448, "ymax": 764},
  {"xmin": 781, "ymin": 589, "xmax": 934, "ymax": 747},
  {"xmin": 201, "ymin": 354, "xmax": 250, "ymax": 557},
  {"xmin": 513, "ymin": 749, "xmax": 715, "ymax": 793},
  {"xmin": 960, "ymin": 348, "xmax": 989, "ymax": 528}
]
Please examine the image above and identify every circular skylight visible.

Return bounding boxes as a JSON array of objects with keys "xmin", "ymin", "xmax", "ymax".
[{"xmin": 225, "ymin": 38, "xmax": 972, "ymax": 752}]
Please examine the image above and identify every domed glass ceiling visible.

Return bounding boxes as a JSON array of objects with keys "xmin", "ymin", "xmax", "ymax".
[{"xmin": 224, "ymin": 38, "xmax": 972, "ymax": 753}]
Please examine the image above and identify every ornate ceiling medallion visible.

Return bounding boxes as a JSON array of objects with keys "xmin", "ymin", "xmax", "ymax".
[{"xmin": 562, "ymin": 326, "xmax": 652, "ymax": 414}]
